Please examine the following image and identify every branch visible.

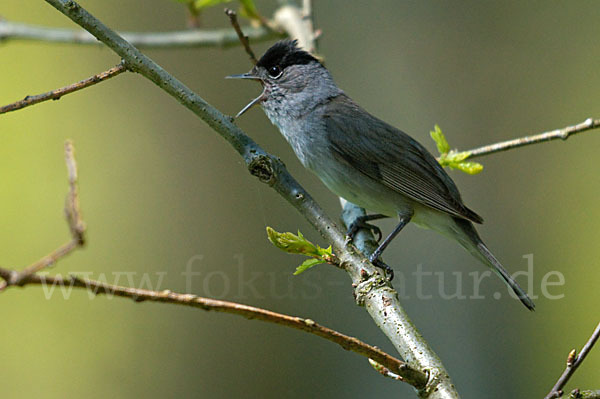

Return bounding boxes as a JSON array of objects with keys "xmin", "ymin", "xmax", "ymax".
[
  {"xmin": 465, "ymin": 118, "xmax": 600, "ymax": 159},
  {"xmin": 545, "ymin": 321, "xmax": 600, "ymax": 399},
  {"xmin": 0, "ymin": 140, "xmax": 85, "ymax": 290},
  {"xmin": 341, "ymin": 199, "xmax": 457, "ymax": 397},
  {"xmin": 0, "ymin": 63, "xmax": 126, "ymax": 115},
  {"xmin": 0, "ymin": 270, "xmax": 427, "ymax": 388},
  {"xmin": 0, "ymin": 19, "xmax": 281, "ymax": 49},
  {"xmin": 224, "ymin": 8, "xmax": 257, "ymax": 64},
  {"xmin": 42, "ymin": 0, "xmax": 454, "ymax": 396}
]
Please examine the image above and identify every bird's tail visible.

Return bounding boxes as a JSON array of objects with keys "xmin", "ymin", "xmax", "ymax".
[{"xmin": 454, "ymin": 219, "xmax": 536, "ymax": 311}]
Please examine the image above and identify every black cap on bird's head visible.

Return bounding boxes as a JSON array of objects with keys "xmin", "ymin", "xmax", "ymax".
[
  {"xmin": 255, "ymin": 40, "xmax": 319, "ymax": 78},
  {"xmin": 227, "ymin": 40, "xmax": 321, "ymax": 117}
]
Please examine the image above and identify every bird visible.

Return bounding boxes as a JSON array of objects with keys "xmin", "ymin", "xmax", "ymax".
[{"xmin": 227, "ymin": 40, "xmax": 535, "ymax": 311}]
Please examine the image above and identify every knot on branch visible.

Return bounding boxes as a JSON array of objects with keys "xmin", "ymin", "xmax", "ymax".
[
  {"xmin": 417, "ymin": 368, "xmax": 444, "ymax": 397},
  {"xmin": 64, "ymin": 0, "xmax": 79, "ymax": 10},
  {"xmin": 353, "ymin": 274, "xmax": 389, "ymax": 306},
  {"xmin": 248, "ymin": 154, "xmax": 276, "ymax": 184}
]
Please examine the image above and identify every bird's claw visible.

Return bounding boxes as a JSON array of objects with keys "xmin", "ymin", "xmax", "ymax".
[
  {"xmin": 369, "ymin": 255, "xmax": 394, "ymax": 281},
  {"xmin": 346, "ymin": 217, "xmax": 383, "ymax": 242}
]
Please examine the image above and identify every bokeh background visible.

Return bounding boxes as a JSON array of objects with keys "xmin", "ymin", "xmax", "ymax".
[{"xmin": 1, "ymin": 1, "xmax": 599, "ymax": 398}]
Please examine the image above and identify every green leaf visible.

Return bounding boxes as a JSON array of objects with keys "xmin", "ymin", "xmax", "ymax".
[
  {"xmin": 321, "ymin": 245, "xmax": 333, "ymax": 256},
  {"xmin": 431, "ymin": 125, "xmax": 484, "ymax": 175},
  {"xmin": 294, "ymin": 258, "xmax": 326, "ymax": 275},
  {"xmin": 266, "ymin": 227, "xmax": 321, "ymax": 257},
  {"xmin": 453, "ymin": 161, "xmax": 484, "ymax": 175},
  {"xmin": 266, "ymin": 227, "xmax": 337, "ymax": 274},
  {"xmin": 430, "ymin": 124, "xmax": 450, "ymax": 154}
]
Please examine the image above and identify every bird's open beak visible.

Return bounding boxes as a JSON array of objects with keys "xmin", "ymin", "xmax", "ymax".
[
  {"xmin": 226, "ymin": 72, "xmax": 265, "ymax": 118},
  {"xmin": 233, "ymin": 91, "xmax": 266, "ymax": 118},
  {"xmin": 226, "ymin": 72, "xmax": 262, "ymax": 81}
]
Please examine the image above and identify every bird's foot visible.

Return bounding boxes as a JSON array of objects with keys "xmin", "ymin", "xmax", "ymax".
[
  {"xmin": 369, "ymin": 254, "xmax": 394, "ymax": 281},
  {"xmin": 346, "ymin": 215, "xmax": 384, "ymax": 243}
]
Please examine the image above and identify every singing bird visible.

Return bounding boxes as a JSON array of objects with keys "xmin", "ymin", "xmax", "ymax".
[{"xmin": 228, "ymin": 40, "xmax": 534, "ymax": 310}]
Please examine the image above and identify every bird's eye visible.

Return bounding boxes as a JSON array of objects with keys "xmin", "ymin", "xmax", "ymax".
[{"xmin": 268, "ymin": 65, "xmax": 283, "ymax": 78}]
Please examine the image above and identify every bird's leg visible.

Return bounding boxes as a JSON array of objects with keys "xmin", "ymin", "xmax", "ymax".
[
  {"xmin": 369, "ymin": 213, "xmax": 412, "ymax": 280},
  {"xmin": 346, "ymin": 214, "xmax": 388, "ymax": 242}
]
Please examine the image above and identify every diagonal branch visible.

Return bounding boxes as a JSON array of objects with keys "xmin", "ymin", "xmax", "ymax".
[
  {"xmin": 545, "ymin": 321, "xmax": 600, "ymax": 399},
  {"xmin": 42, "ymin": 1, "xmax": 458, "ymax": 397},
  {"xmin": 0, "ymin": 19, "xmax": 281, "ymax": 49},
  {"xmin": 0, "ymin": 270, "xmax": 427, "ymax": 388},
  {"xmin": 0, "ymin": 63, "xmax": 126, "ymax": 115},
  {"xmin": 464, "ymin": 118, "xmax": 599, "ymax": 159}
]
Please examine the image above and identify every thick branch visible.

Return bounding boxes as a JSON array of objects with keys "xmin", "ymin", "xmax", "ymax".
[
  {"xmin": 341, "ymin": 200, "xmax": 457, "ymax": 398},
  {"xmin": 0, "ymin": 19, "xmax": 281, "ymax": 49},
  {"xmin": 0, "ymin": 271, "xmax": 427, "ymax": 387},
  {"xmin": 0, "ymin": 63, "xmax": 126, "ymax": 114},
  {"xmin": 545, "ymin": 321, "xmax": 600, "ymax": 399},
  {"xmin": 465, "ymin": 118, "xmax": 599, "ymax": 159},
  {"xmin": 42, "ymin": 1, "xmax": 456, "ymax": 396}
]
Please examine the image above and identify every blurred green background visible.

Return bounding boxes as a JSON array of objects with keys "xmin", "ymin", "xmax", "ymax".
[{"xmin": 1, "ymin": 1, "xmax": 599, "ymax": 398}]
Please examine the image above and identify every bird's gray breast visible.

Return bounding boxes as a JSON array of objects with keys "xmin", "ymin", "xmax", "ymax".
[{"xmin": 262, "ymin": 99, "xmax": 330, "ymax": 169}]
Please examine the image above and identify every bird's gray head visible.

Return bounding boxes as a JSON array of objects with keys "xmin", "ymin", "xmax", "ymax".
[{"xmin": 227, "ymin": 40, "xmax": 341, "ymax": 119}]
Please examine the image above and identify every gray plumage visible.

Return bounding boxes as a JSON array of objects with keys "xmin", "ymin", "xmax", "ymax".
[{"xmin": 229, "ymin": 40, "xmax": 535, "ymax": 311}]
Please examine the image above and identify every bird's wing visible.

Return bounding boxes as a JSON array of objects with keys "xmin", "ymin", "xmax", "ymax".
[{"xmin": 323, "ymin": 95, "xmax": 483, "ymax": 224}]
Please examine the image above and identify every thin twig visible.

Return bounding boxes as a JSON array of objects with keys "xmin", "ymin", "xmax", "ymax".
[
  {"xmin": 0, "ymin": 141, "xmax": 86, "ymax": 290},
  {"xmin": 225, "ymin": 8, "xmax": 257, "ymax": 64},
  {"xmin": 0, "ymin": 63, "xmax": 126, "ymax": 115},
  {"xmin": 465, "ymin": 118, "xmax": 600, "ymax": 159},
  {"xmin": 0, "ymin": 19, "xmax": 281, "ymax": 48},
  {"xmin": 369, "ymin": 359, "xmax": 404, "ymax": 381},
  {"xmin": 545, "ymin": 321, "xmax": 600, "ymax": 399},
  {"xmin": 0, "ymin": 270, "xmax": 427, "ymax": 388},
  {"xmin": 64, "ymin": 140, "xmax": 86, "ymax": 244}
]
